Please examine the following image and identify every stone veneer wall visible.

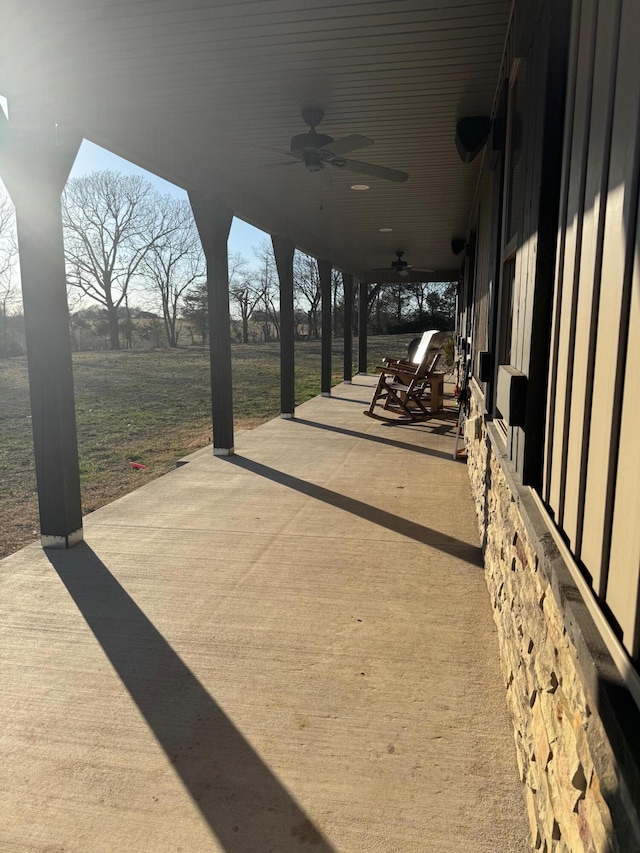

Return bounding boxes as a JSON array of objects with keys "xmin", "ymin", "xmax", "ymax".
[{"xmin": 465, "ymin": 386, "xmax": 640, "ymax": 853}]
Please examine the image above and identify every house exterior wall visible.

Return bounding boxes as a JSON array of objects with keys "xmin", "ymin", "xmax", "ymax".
[
  {"xmin": 460, "ymin": 0, "xmax": 640, "ymax": 847},
  {"xmin": 543, "ymin": 0, "xmax": 640, "ymax": 658},
  {"xmin": 467, "ymin": 384, "xmax": 640, "ymax": 852}
]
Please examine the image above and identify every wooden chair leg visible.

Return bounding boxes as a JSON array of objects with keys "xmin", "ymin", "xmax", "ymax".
[
  {"xmin": 407, "ymin": 390, "xmax": 430, "ymax": 419},
  {"xmin": 366, "ymin": 374, "xmax": 388, "ymax": 415},
  {"xmin": 430, "ymin": 376, "xmax": 444, "ymax": 412}
]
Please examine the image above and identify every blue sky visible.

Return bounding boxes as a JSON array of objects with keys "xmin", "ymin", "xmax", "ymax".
[
  {"xmin": 0, "ymin": 90, "xmax": 265, "ymax": 263},
  {"xmin": 0, "ymin": 99, "xmax": 270, "ymax": 306},
  {"xmin": 70, "ymin": 139, "xmax": 268, "ymax": 261}
]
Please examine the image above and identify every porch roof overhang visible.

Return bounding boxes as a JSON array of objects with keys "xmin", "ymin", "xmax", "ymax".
[{"xmin": 1, "ymin": 0, "xmax": 510, "ymax": 280}]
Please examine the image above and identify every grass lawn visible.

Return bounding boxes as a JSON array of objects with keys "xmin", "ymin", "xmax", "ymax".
[{"xmin": 0, "ymin": 334, "xmax": 416, "ymax": 558}]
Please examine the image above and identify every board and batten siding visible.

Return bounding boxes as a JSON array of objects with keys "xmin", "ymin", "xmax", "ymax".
[
  {"xmin": 544, "ymin": 0, "xmax": 640, "ymax": 660},
  {"xmin": 468, "ymin": 171, "xmax": 494, "ymax": 388}
]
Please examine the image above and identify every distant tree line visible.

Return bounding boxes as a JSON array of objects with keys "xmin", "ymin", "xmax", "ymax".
[{"xmin": 0, "ymin": 171, "xmax": 455, "ymax": 356}]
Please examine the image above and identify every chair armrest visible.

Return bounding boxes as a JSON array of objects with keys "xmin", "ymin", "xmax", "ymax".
[
  {"xmin": 382, "ymin": 357, "xmax": 414, "ymax": 368},
  {"xmin": 376, "ymin": 364, "xmax": 418, "ymax": 381}
]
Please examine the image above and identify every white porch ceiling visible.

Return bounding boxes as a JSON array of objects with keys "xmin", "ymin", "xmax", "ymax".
[{"xmin": 1, "ymin": 0, "xmax": 510, "ymax": 280}]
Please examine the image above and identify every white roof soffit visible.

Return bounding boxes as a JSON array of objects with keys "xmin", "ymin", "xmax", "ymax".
[{"xmin": 1, "ymin": 0, "xmax": 510, "ymax": 277}]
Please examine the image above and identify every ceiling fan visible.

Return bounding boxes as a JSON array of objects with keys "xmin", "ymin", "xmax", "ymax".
[
  {"xmin": 372, "ymin": 250, "xmax": 434, "ymax": 278},
  {"xmin": 250, "ymin": 107, "xmax": 409, "ymax": 183}
]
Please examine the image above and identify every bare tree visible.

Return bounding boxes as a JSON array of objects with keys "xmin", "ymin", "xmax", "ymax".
[
  {"xmin": 409, "ymin": 282, "xmax": 429, "ymax": 323},
  {"xmin": 294, "ymin": 251, "xmax": 321, "ymax": 339},
  {"xmin": 292, "ymin": 252, "xmax": 344, "ymax": 339},
  {"xmin": 331, "ymin": 268, "xmax": 343, "ymax": 337},
  {"xmin": 62, "ymin": 170, "xmax": 173, "ymax": 350},
  {"xmin": 0, "ymin": 187, "xmax": 18, "ymax": 356},
  {"xmin": 228, "ymin": 252, "xmax": 260, "ymax": 344},
  {"xmin": 140, "ymin": 197, "xmax": 204, "ymax": 347},
  {"xmin": 181, "ymin": 281, "xmax": 208, "ymax": 346},
  {"xmin": 251, "ymin": 240, "xmax": 280, "ymax": 342},
  {"xmin": 391, "ymin": 283, "xmax": 406, "ymax": 330}
]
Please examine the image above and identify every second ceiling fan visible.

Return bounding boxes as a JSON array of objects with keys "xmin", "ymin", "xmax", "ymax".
[{"xmin": 372, "ymin": 250, "xmax": 434, "ymax": 278}]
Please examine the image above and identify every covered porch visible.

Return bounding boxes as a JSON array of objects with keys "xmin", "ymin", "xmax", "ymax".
[
  {"xmin": 0, "ymin": 0, "xmax": 506, "ymax": 547},
  {"xmin": 0, "ymin": 380, "xmax": 529, "ymax": 852}
]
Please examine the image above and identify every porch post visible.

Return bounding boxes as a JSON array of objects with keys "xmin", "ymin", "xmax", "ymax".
[
  {"xmin": 0, "ymin": 104, "xmax": 83, "ymax": 548},
  {"xmin": 358, "ymin": 280, "xmax": 368, "ymax": 374},
  {"xmin": 272, "ymin": 235, "xmax": 295, "ymax": 418},
  {"xmin": 317, "ymin": 259, "xmax": 332, "ymax": 396},
  {"xmin": 343, "ymin": 273, "xmax": 354, "ymax": 383},
  {"xmin": 188, "ymin": 192, "xmax": 234, "ymax": 456}
]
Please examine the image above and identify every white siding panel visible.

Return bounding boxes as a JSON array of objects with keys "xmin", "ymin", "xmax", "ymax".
[
  {"xmin": 581, "ymin": 0, "xmax": 640, "ymax": 593},
  {"xmin": 563, "ymin": 0, "xmax": 617, "ymax": 549},
  {"xmin": 547, "ymin": 0, "xmax": 596, "ymax": 521},
  {"xmin": 605, "ymin": 204, "xmax": 640, "ymax": 656}
]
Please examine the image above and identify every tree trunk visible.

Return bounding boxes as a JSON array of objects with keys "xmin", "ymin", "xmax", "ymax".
[
  {"xmin": 308, "ymin": 309, "xmax": 318, "ymax": 340},
  {"xmin": 1, "ymin": 300, "xmax": 7, "ymax": 356},
  {"xmin": 108, "ymin": 306, "xmax": 120, "ymax": 350},
  {"xmin": 124, "ymin": 299, "xmax": 133, "ymax": 349},
  {"xmin": 165, "ymin": 306, "xmax": 178, "ymax": 348}
]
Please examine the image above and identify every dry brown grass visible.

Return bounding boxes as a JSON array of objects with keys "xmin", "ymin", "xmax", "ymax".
[{"xmin": 0, "ymin": 334, "xmax": 417, "ymax": 559}]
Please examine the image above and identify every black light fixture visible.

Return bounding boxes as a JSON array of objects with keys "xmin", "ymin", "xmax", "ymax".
[
  {"xmin": 455, "ymin": 116, "xmax": 491, "ymax": 163},
  {"xmin": 451, "ymin": 238, "xmax": 466, "ymax": 256}
]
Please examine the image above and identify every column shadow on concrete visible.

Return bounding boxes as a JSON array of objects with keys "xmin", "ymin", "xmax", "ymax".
[
  {"xmin": 226, "ymin": 456, "xmax": 483, "ymax": 568},
  {"xmin": 47, "ymin": 543, "xmax": 336, "ymax": 853},
  {"xmin": 291, "ymin": 417, "xmax": 454, "ymax": 461},
  {"xmin": 379, "ymin": 414, "xmax": 459, "ymax": 437},
  {"xmin": 323, "ymin": 395, "xmax": 368, "ymax": 404}
]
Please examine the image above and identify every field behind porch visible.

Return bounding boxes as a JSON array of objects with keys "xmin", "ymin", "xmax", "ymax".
[{"xmin": 0, "ymin": 335, "xmax": 418, "ymax": 559}]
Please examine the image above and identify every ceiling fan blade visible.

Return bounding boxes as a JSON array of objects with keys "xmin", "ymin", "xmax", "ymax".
[
  {"xmin": 332, "ymin": 158, "xmax": 409, "ymax": 183},
  {"xmin": 370, "ymin": 266, "xmax": 435, "ymax": 274},
  {"xmin": 239, "ymin": 143, "xmax": 297, "ymax": 158},
  {"xmin": 325, "ymin": 134, "xmax": 374, "ymax": 156},
  {"xmin": 231, "ymin": 159, "xmax": 299, "ymax": 175}
]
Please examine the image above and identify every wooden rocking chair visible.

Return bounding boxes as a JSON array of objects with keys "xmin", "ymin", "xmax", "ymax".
[{"xmin": 364, "ymin": 335, "xmax": 442, "ymax": 422}]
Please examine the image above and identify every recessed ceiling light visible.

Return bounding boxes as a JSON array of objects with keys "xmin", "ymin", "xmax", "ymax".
[
  {"xmin": 379, "ymin": 227, "xmax": 393, "ymax": 232},
  {"xmin": 350, "ymin": 184, "xmax": 369, "ymax": 191}
]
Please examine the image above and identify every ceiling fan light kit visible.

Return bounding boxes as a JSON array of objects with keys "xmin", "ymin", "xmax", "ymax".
[{"xmin": 302, "ymin": 149, "xmax": 324, "ymax": 172}]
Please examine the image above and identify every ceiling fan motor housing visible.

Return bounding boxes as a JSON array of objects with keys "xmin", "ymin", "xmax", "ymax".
[
  {"xmin": 302, "ymin": 150, "xmax": 324, "ymax": 171},
  {"xmin": 290, "ymin": 131, "xmax": 335, "ymax": 154},
  {"xmin": 393, "ymin": 251, "xmax": 409, "ymax": 271}
]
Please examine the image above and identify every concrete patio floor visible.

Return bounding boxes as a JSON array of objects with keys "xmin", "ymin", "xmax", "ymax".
[{"xmin": 0, "ymin": 377, "xmax": 530, "ymax": 853}]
